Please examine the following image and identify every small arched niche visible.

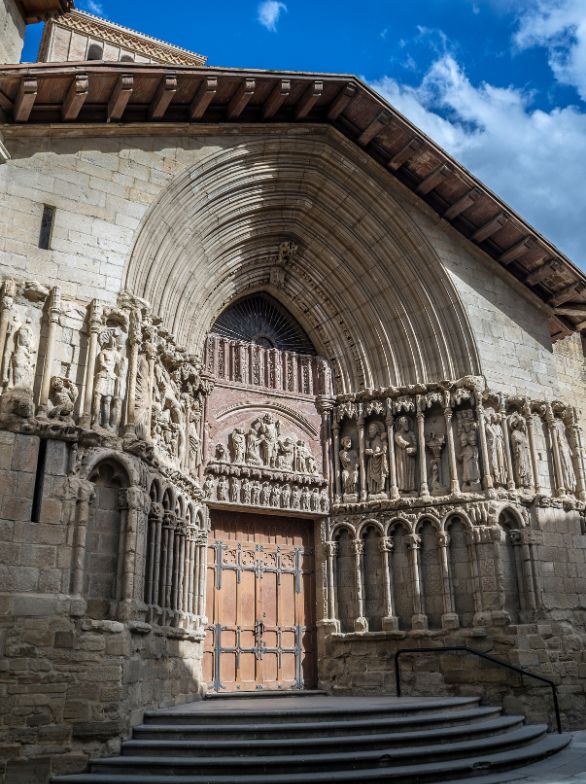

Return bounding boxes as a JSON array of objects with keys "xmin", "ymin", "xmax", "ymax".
[
  {"xmin": 498, "ymin": 510, "xmax": 523, "ymax": 623},
  {"xmin": 84, "ymin": 459, "xmax": 129, "ymax": 619},
  {"xmin": 86, "ymin": 43, "xmax": 104, "ymax": 61}
]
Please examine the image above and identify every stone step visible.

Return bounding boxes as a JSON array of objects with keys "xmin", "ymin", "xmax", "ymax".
[
  {"xmin": 51, "ymin": 733, "xmax": 571, "ymax": 783},
  {"xmin": 122, "ymin": 715, "xmax": 525, "ymax": 757},
  {"xmin": 142, "ymin": 696, "xmax": 481, "ymax": 725},
  {"xmin": 87, "ymin": 724, "xmax": 550, "ymax": 775},
  {"xmin": 204, "ymin": 689, "xmax": 328, "ymax": 699},
  {"xmin": 133, "ymin": 706, "xmax": 503, "ymax": 740}
]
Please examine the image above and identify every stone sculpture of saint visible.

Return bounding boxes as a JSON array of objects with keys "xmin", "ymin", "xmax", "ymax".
[
  {"xmin": 291, "ymin": 485, "xmax": 301, "ymax": 509},
  {"xmin": 339, "ymin": 435, "xmax": 359, "ymax": 496},
  {"xmin": 282, "ymin": 484, "xmax": 291, "ymax": 508},
  {"xmin": 187, "ymin": 411, "xmax": 201, "ymax": 474},
  {"xmin": 278, "ymin": 437, "xmax": 296, "ymax": 471},
  {"xmin": 203, "ymin": 475, "xmax": 215, "ymax": 500},
  {"xmin": 554, "ymin": 418, "xmax": 577, "ymax": 494},
  {"xmin": 459, "ymin": 424, "xmax": 480, "ymax": 488},
  {"xmin": 48, "ymin": 377, "xmax": 78, "ymax": 422},
  {"xmin": 245, "ymin": 421, "xmax": 263, "ymax": 466},
  {"xmin": 258, "ymin": 413, "xmax": 280, "ymax": 467},
  {"xmin": 229, "ymin": 427, "xmax": 246, "ymax": 464},
  {"xmin": 509, "ymin": 414, "xmax": 532, "ymax": 489},
  {"xmin": 486, "ymin": 412, "xmax": 507, "ymax": 486},
  {"xmin": 92, "ymin": 331, "xmax": 127, "ymax": 432},
  {"xmin": 364, "ymin": 421, "xmax": 389, "ymax": 496},
  {"xmin": 229, "ymin": 476, "xmax": 240, "ymax": 503},
  {"xmin": 394, "ymin": 416, "xmax": 417, "ymax": 492},
  {"xmin": 217, "ymin": 476, "xmax": 229, "ymax": 502},
  {"xmin": 242, "ymin": 478, "xmax": 252, "ymax": 505},
  {"xmin": 5, "ymin": 319, "xmax": 36, "ymax": 390}
]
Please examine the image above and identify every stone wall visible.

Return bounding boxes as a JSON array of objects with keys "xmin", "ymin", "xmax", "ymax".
[{"xmin": 0, "ymin": 0, "xmax": 24, "ymax": 65}]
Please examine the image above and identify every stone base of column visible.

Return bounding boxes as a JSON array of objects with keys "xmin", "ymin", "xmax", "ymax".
[
  {"xmin": 317, "ymin": 618, "xmax": 341, "ymax": 635},
  {"xmin": 441, "ymin": 613, "xmax": 459, "ymax": 630},
  {"xmin": 411, "ymin": 613, "xmax": 428, "ymax": 631},
  {"xmin": 354, "ymin": 616, "xmax": 369, "ymax": 633},
  {"xmin": 382, "ymin": 615, "xmax": 400, "ymax": 632}
]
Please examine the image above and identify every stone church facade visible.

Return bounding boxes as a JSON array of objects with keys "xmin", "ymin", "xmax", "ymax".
[{"xmin": 1, "ymin": 2, "xmax": 586, "ymax": 780}]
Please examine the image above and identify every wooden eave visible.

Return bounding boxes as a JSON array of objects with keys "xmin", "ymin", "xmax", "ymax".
[
  {"xmin": 16, "ymin": 0, "xmax": 72, "ymax": 23},
  {"xmin": 0, "ymin": 61, "xmax": 584, "ymax": 341}
]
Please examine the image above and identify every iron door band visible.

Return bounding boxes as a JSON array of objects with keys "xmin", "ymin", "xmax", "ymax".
[{"xmin": 212, "ymin": 540, "xmax": 308, "ymax": 593}]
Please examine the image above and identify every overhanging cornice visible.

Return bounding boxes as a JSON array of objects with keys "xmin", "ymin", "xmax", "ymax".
[
  {"xmin": 0, "ymin": 60, "xmax": 584, "ymax": 340},
  {"xmin": 16, "ymin": 0, "xmax": 72, "ymax": 23}
]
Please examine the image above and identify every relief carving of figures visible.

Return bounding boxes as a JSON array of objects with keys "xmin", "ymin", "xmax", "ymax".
[
  {"xmin": 364, "ymin": 421, "xmax": 389, "ymax": 497},
  {"xmin": 485, "ymin": 410, "xmax": 507, "ymax": 486},
  {"xmin": 203, "ymin": 475, "xmax": 215, "ymax": 500},
  {"xmin": 395, "ymin": 416, "xmax": 417, "ymax": 492},
  {"xmin": 258, "ymin": 413, "xmax": 280, "ymax": 467},
  {"xmin": 554, "ymin": 418, "xmax": 577, "ymax": 493},
  {"xmin": 426, "ymin": 430, "xmax": 446, "ymax": 495},
  {"xmin": 339, "ymin": 435, "xmax": 359, "ymax": 497},
  {"xmin": 92, "ymin": 330, "xmax": 127, "ymax": 432},
  {"xmin": 3, "ymin": 318, "xmax": 36, "ymax": 390},
  {"xmin": 245, "ymin": 422, "xmax": 263, "ymax": 466},
  {"xmin": 187, "ymin": 403, "xmax": 202, "ymax": 474},
  {"xmin": 217, "ymin": 476, "xmax": 228, "ymax": 502},
  {"xmin": 456, "ymin": 410, "xmax": 481, "ymax": 490},
  {"xmin": 282, "ymin": 484, "xmax": 291, "ymax": 508},
  {"xmin": 509, "ymin": 413, "xmax": 532, "ymax": 489},
  {"xmin": 230, "ymin": 427, "xmax": 247, "ymax": 464},
  {"xmin": 48, "ymin": 377, "xmax": 78, "ymax": 422},
  {"xmin": 291, "ymin": 485, "xmax": 301, "ymax": 509}
]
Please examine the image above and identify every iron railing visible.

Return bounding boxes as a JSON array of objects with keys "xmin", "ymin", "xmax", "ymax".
[{"xmin": 395, "ymin": 645, "xmax": 562, "ymax": 734}]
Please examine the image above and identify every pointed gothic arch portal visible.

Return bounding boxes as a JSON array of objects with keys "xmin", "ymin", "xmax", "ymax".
[{"xmin": 211, "ymin": 293, "xmax": 315, "ymax": 355}]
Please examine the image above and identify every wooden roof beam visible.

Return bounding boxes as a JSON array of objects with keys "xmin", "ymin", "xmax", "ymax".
[
  {"xmin": 575, "ymin": 318, "xmax": 586, "ymax": 331},
  {"xmin": 526, "ymin": 259, "xmax": 563, "ymax": 286},
  {"xmin": 442, "ymin": 187, "xmax": 482, "ymax": 220},
  {"xmin": 149, "ymin": 74, "xmax": 177, "ymax": 121},
  {"xmin": 14, "ymin": 78, "xmax": 37, "ymax": 123},
  {"xmin": 416, "ymin": 162, "xmax": 453, "ymax": 196},
  {"xmin": 327, "ymin": 82, "xmax": 357, "ymax": 121},
  {"xmin": 499, "ymin": 236, "xmax": 536, "ymax": 265},
  {"xmin": 61, "ymin": 74, "xmax": 88, "ymax": 121},
  {"xmin": 227, "ymin": 78, "xmax": 256, "ymax": 120},
  {"xmin": 387, "ymin": 138, "xmax": 424, "ymax": 172},
  {"xmin": 553, "ymin": 306, "xmax": 586, "ymax": 318},
  {"xmin": 190, "ymin": 76, "xmax": 218, "ymax": 121},
  {"xmin": 262, "ymin": 79, "xmax": 290, "ymax": 120},
  {"xmin": 107, "ymin": 74, "xmax": 133, "ymax": 123},
  {"xmin": 357, "ymin": 110, "xmax": 391, "ymax": 146},
  {"xmin": 295, "ymin": 80, "xmax": 323, "ymax": 119},
  {"xmin": 471, "ymin": 212, "xmax": 509, "ymax": 243},
  {"xmin": 550, "ymin": 282, "xmax": 586, "ymax": 308}
]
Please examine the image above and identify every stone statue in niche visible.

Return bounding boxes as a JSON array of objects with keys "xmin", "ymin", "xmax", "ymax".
[
  {"xmin": 187, "ymin": 406, "xmax": 202, "ymax": 474},
  {"xmin": 554, "ymin": 418, "xmax": 577, "ymax": 493},
  {"xmin": 242, "ymin": 478, "xmax": 252, "ymax": 505},
  {"xmin": 364, "ymin": 421, "xmax": 389, "ymax": 497},
  {"xmin": 291, "ymin": 485, "xmax": 301, "ymax": 509},
  {"xmin": 395, "ymin": 416, "xmax": 417, "ymax": 492},
  {"xmin": 3, "ymin": 318, "xmax": 36, "ymax": 390},
  {"xmin": 251, "ymin": 482, "xmax": 261, "ymax": 506},
  {"xmin": 509, "ymin": 413, "xmax": 532, "ymax": 489},
  {"xmin": 339, "ymin": 435, "xmax": 359, "ymax": 497},
  {"xmin": 301, "ymin": 486, "xmax": 311, "ymax": 511},
  {"xmin": 282, "ymin": 484, "xmax": 291, "ymax": 507},
  {"xmin": 48, "ymin": 377, "xmax": 78, "ymax": 422},
  {"xmin": 217, "ymin": 476, "xmax": 229, "ymax": 502},
  {"xmin": 456, "ymin": 410, "xmax": 481, "ymax": 491},
  {"xmin": 261, "ymin": 482, "xmax": 271, "ymax": 506},
  {"xmin": 203, "ymin": 475, "xmax": 215, "ymax": 500},
  {"xmin": 92, "ymin": 330, "xmax": 127, "ymax": 432},
  {"xmin": 295, "ymin": 440, "xmax": 317, "ymax": 474},
  {"xmin": 271, "ymin": 485, "xmax": 281, "ymax": 508},
  {"xmin": 426, "ymin": 430, "xmax": 446, "ymax": 495},
  {"xmin": 230, "ymin": 477, "xmax": 240, "ymax": 503},
  {"xmin": 310, "ymin": 487, "xmax": 320, "ymax": 511},
  {"xmin": 485, "ymin": 410, "xmax": 507, "ymax": 486}
]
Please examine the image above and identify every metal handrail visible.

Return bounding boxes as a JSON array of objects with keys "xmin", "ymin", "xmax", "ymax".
[{"xmin": 395, "ymin": 645, "xmax": 562, "ymax": 734}]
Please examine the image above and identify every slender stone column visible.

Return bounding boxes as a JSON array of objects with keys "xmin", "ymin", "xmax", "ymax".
[
  {"xmin": 183, "ymin": 531, "xmax": 193, "ymax": 615},
  {"xmin": 0, "ymin": 280, "xmax": 16, "ymax": 373},
  {"xmin": 192, "ymin": 536, "xmax": 201, "ymax": 616},
  {"xmin": 491, "ymin": 526, "xmax": 507, "ymax": 614},
  {"xmin": 469, "ymin": 528, "xmax": 485, "ymax": 622},
  {"xmin": 407, "ymin": 533, "xmax": 427, "ymax": 630},
  {"xmin": 71, "ymin": 480, "xmax": 95, "ymax": 596},
  {"xmin": 545, "ymin": 404, "xmax": 565, "ymax": 496},
  {"xmin": 317, "ymin": 398, "xmax": 334, "ymax": 494},
  {"xmin": 386, "ymin": 406, "xmax": 400, "ymax": 500},
  {"xmin": 416, "ymin": 398, "xmax": 429, "ymax": 497},
  {"xmin": 146, "ymin": 504, "xmax": 163, "ymax": 606},
  {"xmin": 438, "ymin": 532, "xmax": 458, "ymax": 629},
  {"xmin": 515, "ymin": 529, "xmax": 537, "ymax": 613},
  {"xmin": 196, "ymin": 530, "xmax": 208, "ymax": 620},
  {"xmin": 325, "ymin": 541, "xmax": 338, "ymax": 623},
  {"xmin": 152, "ymin": 508, "xmax": 163, "ymax": 610},
  {"xmin": 524, "ymin": 403, "xmax": 541, "ymax": 494},
  {"xmin": 119, "ymin": 486, "xmax": 144, "ymax": 606},
  {"xmin": 357, "ymin": 409, "xmax": 367, "ymax": 502},
  {"xmin": 80, "ymin": 300, "xmax": 102, "ymax": 428},
  {"xmin": 38, "ymin": 286, "xmax": 61, "ymax": 414},
  {"xmin": 124, "ymin": 309, "xmax": 142, "ymax": 436},
  {"xmin": 353, "ymin": 539, "xmax": 368, "ymax": 632},
  {"xmin": 332, "ymin": 419, "xmax": 342, "ymax": 503},
  {"xmin": 443, "ymin": 394, "xmax": 460, "ymax": 495},
  {"xmin": 380, "ymin": 536, "xmax": 399, "ymax": 631},
  {"xmin": 476, "ymin": 403, "xmax": 494, "ymax": 491},
  {"xmin": 161, "ymin": 511, "xmax": 176, "ymax": 612},
  {"xmin": 499, "ymin": 397, "xmax": 516, "ymax": 491}
]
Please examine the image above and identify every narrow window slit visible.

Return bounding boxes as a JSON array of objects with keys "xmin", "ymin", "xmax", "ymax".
[
  {"xmin": 31, "ymin": 438, "xmax": 48, "ymax": 523},
  {"xmin": 38, "ymin": 205, "xmax": 55, "ymax": 250}
]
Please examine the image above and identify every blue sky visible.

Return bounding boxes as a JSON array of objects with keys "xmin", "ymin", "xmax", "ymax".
[{"xmin": 22, "ymin": 0, "xmax": 586, "ymax": 268}]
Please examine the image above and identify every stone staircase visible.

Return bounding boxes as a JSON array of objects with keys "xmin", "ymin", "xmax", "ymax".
[{"xmin": 52, "ymin": 694, "xmax": 570, "ymax": 783}]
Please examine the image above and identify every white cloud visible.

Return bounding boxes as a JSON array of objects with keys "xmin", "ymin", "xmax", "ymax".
[
  {"xmin": 371, "ymin": 54, "xmax": 586, "ymax": 267},
  {"xmin": 80, "ymin": 0, "xmax": 105, "ymax": 15},
  {"xmin": 257, "ymin": 1, "xmax": 287, "ymax": 33},
  {"xmin": 515, "ymin": 0, "xmax": 586, "ymax": 101}
]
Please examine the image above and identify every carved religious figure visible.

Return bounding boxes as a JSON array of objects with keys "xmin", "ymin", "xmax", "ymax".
[
  {"xmin": 229, "ymin": 477, "xmax": 240, "ymax": 503},
  {"xmin": 364, "ymin": 421, "xmax": 389, "ymax": 496},
  {"xmin": 92, "ymin": 331, "xmax": 127, "ymax": 432},
  {"xmin": 339, "ymin": 435, "xmax": 359, "ymax": 497},
  {"xmin": 282, "ymin": 484, "xmax": 291, "ymax": 508},
  {"xmin": 229, "ymin": 427, "xmax": 246, "ymax": 464},
  {"xmin": 278, "ymin": 437, "xmax": 296, "ymax": 471},
  {"xmin": 291, "ymin": 485, "xmax": 301, "ymax": 509},
  {"xmin": 187, "ymin": 406, "xmax": 202, "ymax": 475},
  {"xmin": 203, "ymin": 475, "xmax": 215, "ymax": 500},
  {"xmin": 395, "ymin": 416, "xmax": 417, "ymax": 492},
  {"xmin": 301, "ymin": 486, "xmax": 311, "ymax": 511},
  {"xmin": 485, "ymin": 410, "xmax": 507, "ymax": 486},
  {"xmin": 261, "ymin": 482, "xmax": 271, "ymax": 506},
  {"xmin": 509, "ymin": 413, "xmax": 532, "ymax": 489},
  {"xmin": 258, "ymin": 413, "xmax": 280, "ymax": 467},
  {"xmin": 48, "ymin": 377, "xmax": 78, "ymax": 422},
  {"xmin": 4, "ymin": 318, "xmax": 36, "ymax": 390},
  {"xmin": 217, "ymin": 476, "xmax": 228, "ymax": 502},
  {"xmin": 457, "ymin": 409, "xmax": 480, "ymax": 490},
  {"xmin": 245, "ymin": 422, "xmax": 263, "ymax": 466},
  {"xmin": 554, "ymin": 418, "xmax": 577, "ymax": 493},
  {"xmin": 242, "ymin": 478, "xmax": 252, "ymax": 505},
  {"xmin": 224, "ymin": 416, "xmax": 318, "ymax": 475},
  {"xmin": 251, "ymin": 481, "xmax": 261, "ymax": 506}
]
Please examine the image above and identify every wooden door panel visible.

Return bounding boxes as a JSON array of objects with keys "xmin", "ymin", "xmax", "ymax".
[{"xmin": 205, "ymin": 510, "xmax": 316, "ymax": 692}]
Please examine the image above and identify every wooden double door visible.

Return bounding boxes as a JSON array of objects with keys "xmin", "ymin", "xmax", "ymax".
[{"xmin": 204, "ymin": 510, "xmax": 316, "ymax": 692}]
